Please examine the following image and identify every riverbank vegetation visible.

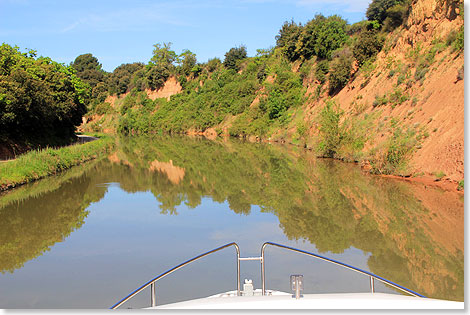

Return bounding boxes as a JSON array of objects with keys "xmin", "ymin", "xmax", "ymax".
[
  {"xmin": 1, "ymin": 0, "xmax": 464, "ymax": 181},
  {"xmin": 0, "ymin": 135, "xmax": 114, "ymax": 191},
  {"xmin": 79, "ymin": 0, "xmax": 463, "ymax": 181}
]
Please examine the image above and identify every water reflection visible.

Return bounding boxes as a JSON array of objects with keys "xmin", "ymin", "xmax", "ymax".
[{"xmin": 0, "ymin": 135, "xmax": 464, "ymax": 306}]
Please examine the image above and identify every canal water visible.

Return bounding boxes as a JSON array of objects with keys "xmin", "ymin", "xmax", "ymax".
[{"xmin": 0, "ymin": 135, "xmax": 464, "ymax": 308}]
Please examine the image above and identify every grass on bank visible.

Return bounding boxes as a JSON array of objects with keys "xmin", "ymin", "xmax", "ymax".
[{"xmin": 0, "ymin": 135, "xmax": 114, "ymax": 191}]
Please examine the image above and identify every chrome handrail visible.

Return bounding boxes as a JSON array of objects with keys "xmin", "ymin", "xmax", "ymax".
[
  {"xmin": 260, "ymin": 242, "xmax": 426, "ymax": 298},
  {"xmin": 110, "ymin": 242, "xmax": 240, "ymax": 309}
]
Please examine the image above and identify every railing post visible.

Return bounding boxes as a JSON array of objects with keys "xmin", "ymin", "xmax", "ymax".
[
  {"xmin": 235, "ymin": 244, "xmax": 241, "ymax": 296},
  {"xmin": 261, "ymin": 243, "xmax": 267, "ymax": 296},
  {"xmin": 370, "ymin": 276, "xmax": 375, "ymax": 293},
  {"xmin": 151, "ymin": 282, "xmax": 156, "ymax": 307}
]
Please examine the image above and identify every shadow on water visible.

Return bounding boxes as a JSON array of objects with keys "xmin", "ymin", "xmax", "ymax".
[{"xmin": 0, "ymin": 135, "xmax": 464, "ymax": 303}]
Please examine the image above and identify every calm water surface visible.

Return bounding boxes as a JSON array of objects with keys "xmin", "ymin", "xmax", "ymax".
[{"xmin": 0, "ymin": 135, "xmax": 464, "ymax": 308}]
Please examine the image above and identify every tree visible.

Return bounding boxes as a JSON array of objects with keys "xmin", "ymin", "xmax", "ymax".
[
  {"xmin": 383, "ymin": 2, "xmax": 410, "ymax": 31},
  {"xmin": 145, "ymin": 63, "xmax": 170, "ymax": 90},
  {"xmin": 145, "ymin": 42, "xmax": 178, "ymax": 90},
  {"xmin": 71, "ymin": 53, "xmax": 105, "ymax": 89},
  {"xmin": 177, "ymin": 49, "xmax": 197, "ymax": 76},
  {"xmin": 71, "ymin": 53, "xmax": 102, "ymax": 73},
  {"xmin": 275, "ymin": 20, "xmax": 302, "ymax": 61},
  {"xmin": 297, "ymin": 14, "xmax": 348, "ymax": 60},
  {"xmin": 366, "ymin": 0, "xmax": 406, "ymax": 24},
  {"xmin": 150, "ymin": 42, "xmax": 177, "ymax": 69},
  {"xmin": 0, "ymin": 44, "xmax": 88, "ymax": 143},
  {"xmin": 107, "ymin": 63, "xmax": 144, "ymax": 95},
  {"xmin": 223, "ymin": 46, "xmax": 247, "ymax": 71}
]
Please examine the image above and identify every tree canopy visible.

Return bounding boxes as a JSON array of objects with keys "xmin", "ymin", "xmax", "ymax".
[
  {"xmin": 71, "ymin": 53, "xmax": 106, "ymax": 89},
  {"xmin": 366, "ymin": 0, "xmax": 408, "ymax": 25},
  {"xmin": 275, "ymin": 20, "xmax": 302, "ymax": 61},
  {"xmin": 107, "ymin": 62, "xmax": 144, "ymax": 95},
  {"xmin": 150, "ymin": 42, "xmax": 177, "ymax": 69},
  {"xmin": 177, "ymin": 49, "xmax": 197, "ymax": 76},
  {"xmin": 223, "ymin": 46, "xmax": 248, "ymax": 71},
  {"xmin": 0, "ymin": 43, "xmax": 88, "ymax": 144},
  {"xmin": 298, "ymin": 14, "xmax": 348, "ymax": 60}
]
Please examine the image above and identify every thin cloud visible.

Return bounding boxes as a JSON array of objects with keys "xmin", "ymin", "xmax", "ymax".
[
  {"xmin": 60, "ymin": 3, "xmax": 192, "ymax": 34},
  {"xmin": 296, "ymin": 0, "xmax": 371, "ymax": 13},
  {"xmin": 0, "ymin": 0, "xmax": 29, "ymax": 4}
]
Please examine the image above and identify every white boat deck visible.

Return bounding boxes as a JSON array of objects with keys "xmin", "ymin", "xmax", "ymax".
[{"xmin": 149, "ymin": 290, "xmax": 464, "ymax": 309}]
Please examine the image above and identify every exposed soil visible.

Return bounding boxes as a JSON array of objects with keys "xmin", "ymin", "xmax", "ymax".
[{"xmin": 146, "ymin": 76, "xmax": 182, "ymax": 101}]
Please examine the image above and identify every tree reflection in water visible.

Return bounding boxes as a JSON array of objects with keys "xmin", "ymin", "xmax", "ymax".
[{"xmin": 0, "ymin": 135, "xmax": 463, "ymax": 301}]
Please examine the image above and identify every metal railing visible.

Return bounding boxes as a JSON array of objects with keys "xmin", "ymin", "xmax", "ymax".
[
  {"xmin": 110, "ymin": 242, "xmax": 241, "ymax": 309},
  {"xmin": 110, "ymin": 241, "xmax": 426, "ymax": 309},
  {"xmin": 260, "ymin": 242, "xmax": 426, "ymax": 298}
]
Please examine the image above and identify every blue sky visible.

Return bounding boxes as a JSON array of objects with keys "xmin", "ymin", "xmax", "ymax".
[{"xmin": 0, "ymin": 0, "xmax": 371, "ymax": 72}]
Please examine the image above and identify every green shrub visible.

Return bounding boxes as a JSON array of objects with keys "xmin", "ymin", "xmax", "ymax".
[
  {"xmin": 107, "ymin": 62, "xmax": 145, "ymax": 95},
  {"xmin": 414, "ymin": 61, "xmax": 429, "ymax": 82},
  {"xmin": 396, "ymin": 73, "xmax": 406, "ymax": 85},
  {"xmin": 453, "ymin": 27, "xmax": 464, "ymax": 52},
  {"xmin": 265, "ymin": 88, "xmax": 288, "ymax": 119},
  {"xmin": 296, "ymin": 121, "xmax": 307, "ymax": 139},
  {"xmin": 94, "ymin": 102, "xmax": 113, "ymax": 115},
  {"xmin": 315, "ymin": 60, "xmax": 329, "ymax": 84},
  {"xmin": 370, "ymin": 126, "xmax": 418, "ymax": 175},
  {"xmin": 316, "ymin": 99, "xmax": 372, "ymax": 160},
  {"xmin": 145, "ymin": 63, "xmax": 170, "ymax": 90},
  {"xmin": 434, "ymin": 171, "xmax": 446, "ymax": 180},
  {"xmin": 206, "ymin": 58, "xmax": 221, "ymax": 72},
  {"xmin": 446, "ymin": 30, "xmax": 458, "ymax": 46},
  {"xmin": 0, "ymin": 44, "xmax": 88, "ymax": 144},
  {"xmin": 388, "ymin": 88, "xmax": 409, "ymax": 107},
  {"xmin": 353, "ymin": 30, "xmax": 385, "ymax": 66},
  {"xmin": 328, "ymin": 48, "xmax": 354, "ymax": 94},
  {"xmin": 360, "ymin": 59, "xmax": 377, "ymax": 79},
  {"xmin": 257, "ymin": 63, "xmax": 267, "ymax": 83},
  {"xmin": 373, "ymin": 94, "xmax": 388, "ymax": 107},
  {"xmin": 317, "ymin": 100, "xmax": 343, "ymax": 157}
]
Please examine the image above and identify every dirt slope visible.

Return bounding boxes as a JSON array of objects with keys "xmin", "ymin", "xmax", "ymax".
[
  {"xmin": 295, "ymin": 0, "xmax": 464, "ymax": 183},
  {"xmin": 78, "ymin": 77, "xmax": 182, "ymax": 133}
]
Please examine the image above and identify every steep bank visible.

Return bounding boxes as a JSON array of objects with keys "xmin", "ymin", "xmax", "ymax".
[
  {"xmin": 293, "ymin": 0, "xmax": 464, "ymax": 182},
  {"xmin": 80, "ymin": 0, "xmax": 464, "ymax": 188}
]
